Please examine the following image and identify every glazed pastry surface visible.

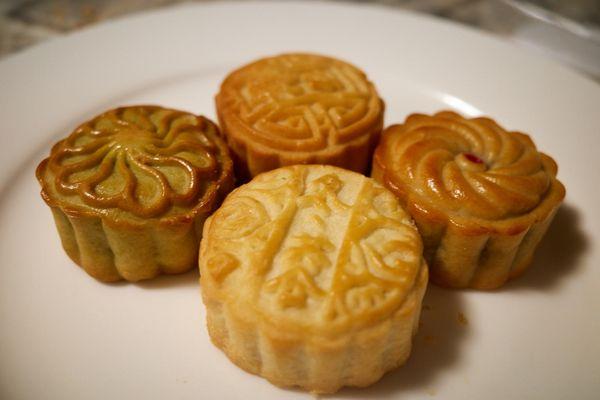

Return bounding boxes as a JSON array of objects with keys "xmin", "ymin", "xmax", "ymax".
[{"xmin": 39, "ymin": 106, "xmax": 232, "ymax": 222}]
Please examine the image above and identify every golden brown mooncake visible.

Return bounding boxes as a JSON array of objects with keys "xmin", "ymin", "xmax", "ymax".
[
  {"xmin": 215, "ymin": 53, "xmax": 384, "ymax": 180},
  {"xmin": 36, "ymin": 105, "xmax": 234, "ymax": 282},
  {"xmin": 199, "ymin": 165, "xmax": 428, "ymax": 393},
  {"xmin": 372, "ymin": 111, "xmax": 566, "ymax": 289}
]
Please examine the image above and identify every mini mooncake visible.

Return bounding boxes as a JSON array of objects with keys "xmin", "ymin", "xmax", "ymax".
[
  {"xmin": 36, "ymin": 105, "xmax": 234, "ymax": 282},
  {"xmin": 372, "ymin": 111, "xmax": 565, "ymax": 289},
  {"xmin": 200, "ymin": 165, "xmax": 427, "ymax": 393},
  {"xmin": 215, "ymin": 53, "xmax": 384, "ymax": 180}
]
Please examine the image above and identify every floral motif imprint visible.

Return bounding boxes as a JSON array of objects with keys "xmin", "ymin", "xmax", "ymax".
[{"xmin": 48, "ymin": 106, "xmax": 226, "ymax": 217}]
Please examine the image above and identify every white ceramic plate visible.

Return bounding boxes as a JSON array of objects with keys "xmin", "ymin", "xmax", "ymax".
[{"xmin": 0, "ymin": 2, "xmax": 598, "ymax": 399}]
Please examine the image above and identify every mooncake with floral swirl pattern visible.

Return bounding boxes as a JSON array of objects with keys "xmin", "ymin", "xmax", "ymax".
[
  {"xmin": 36, "ymin": 105, "xmax": 234, "ymax": 282},
  {"xmin": 215, "ymin": 53, "xmax": 384, "ymax": 180},
  {"xmin": 200, "ymin": 165, "xmax": 427, "ymax": 393},
  {"xmin": 372, "ymin": 111, "xmax": 565, "ymax": 289}
]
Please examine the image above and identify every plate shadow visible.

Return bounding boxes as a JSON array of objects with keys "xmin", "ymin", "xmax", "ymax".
[
  {"xmin": 137, "ymin": 269, "xmax": 199, "ymax": 290},
  {"xmin": 101, "ymin": 268, "xmax": 199, "ymax": 290},
  {"xmin": 507, "ymin": 203, "xmax": 588, "ymax": 291},
  {"xmin": 336, "ymin": 285, "xmax": 469, "ymax": 398}
]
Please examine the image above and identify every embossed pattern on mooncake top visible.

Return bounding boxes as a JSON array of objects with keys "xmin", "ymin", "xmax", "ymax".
[
  {"xmin": 42, "ymin": 106, "xmax": 231, "ymax": 218},
  {"xmin": 216, "ymin": 53, "xmax": 383, "ymax": 152},
  {"xmin": 202, "ymin": 165, "xmax": 423, "ymax": 333}
]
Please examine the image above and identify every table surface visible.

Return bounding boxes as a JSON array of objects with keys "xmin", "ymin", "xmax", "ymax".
[
  {"xmin": 0, "ymin": 0, "xmax": 598, "ymax": 74},
  {"xmin": 0, "ymin": 0, "xmax": 549, "ymax": 56}
]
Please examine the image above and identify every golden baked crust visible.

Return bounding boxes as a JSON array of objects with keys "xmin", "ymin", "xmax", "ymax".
[
  {"xmin": 200, "ymin": 165, "xmax": 427, "ymax": 393},
  {"xmin": 215, "ymin": 53, "xmax": 384, "ymax": 179},
  {"xmin": 36, "ymin": 105, "xmax": 234, "ymax": 282},
  {"xmin": 372, "ymin": 111, "xmax": 565, "ymax": 289}
]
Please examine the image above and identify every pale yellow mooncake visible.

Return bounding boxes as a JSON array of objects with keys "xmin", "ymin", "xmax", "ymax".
[{"xmin": 199, "ymin": 165, "xmax": 427, "ymax": 393}]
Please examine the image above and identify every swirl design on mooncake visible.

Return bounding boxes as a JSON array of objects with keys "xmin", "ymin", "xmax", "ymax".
[
  {"xmin": 45, "ymin": 106, "xmax": 230, "ymax": 218},
  {"xmin": 216, "ymin": 53, "xmax": 384, "ymax": 177},
  {"xmin": 200, "ymin": 165, "xmax": 427, "ymax": 392},
  {"xmin": 377, "ymin": 111, "xmax": 556, "ymax": 221},
  {"xmin": 373, "ymin": 111, "xmax": 565, "ymax": 289}
]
